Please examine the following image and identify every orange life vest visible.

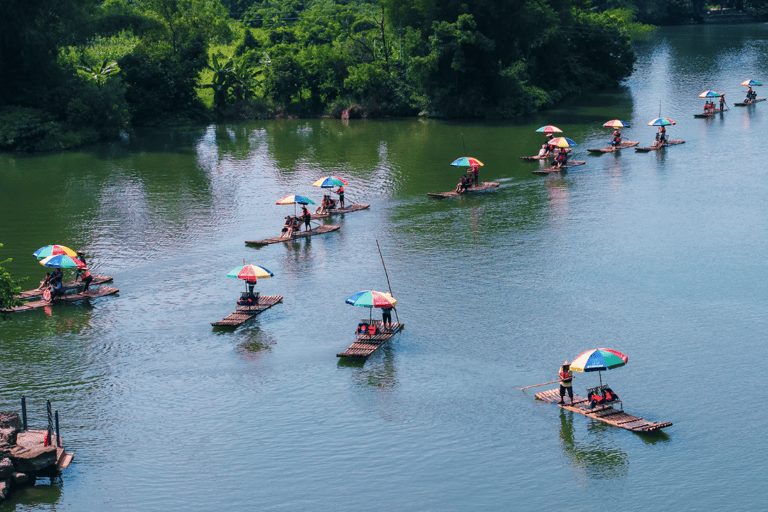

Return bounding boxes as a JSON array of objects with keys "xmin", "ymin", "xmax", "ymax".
[
  {"xmin": 43, "ymin": 289, "xmax": 51, "ymax": 301},
  {"xmin": 367, "ymin": 325, "xmax": 376, "ymax": 335},
  {"xmin": 82, "ymin": 269, "xmax": 91, "ymax": 279}
]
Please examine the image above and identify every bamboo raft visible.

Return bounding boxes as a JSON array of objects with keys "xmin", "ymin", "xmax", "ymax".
[
  {"xmin": 336, "ymin": 319, "xmax": 404, "ymax": 358},
  {"xmin": 587, "ymin": 142, "xmax": 639, "ymax": 153},
  {"xmin": 520, "ymin": 148, "xmax": 571, "ymax": 161},
  {"xmin": 311, "ymin": 203, "xmax": 370, "ymax": 219},
  {"xmin": 532, "ymin": 161, "xmax": 586, "ymax": 175},
  {"xmin": 211, "ymin": 295, "xmax": 283, "ymax": 327},
  {"xmin": 635, "ymin": 139, "xmax": 685, "ymax": 152},
  {"xmin": 245, "ymin": 225, "xmax": 340, "ymax": 246},
  {"xmin": 734, "ymin": 98, "xmax": 766, "ymax": 106},
  {"xmin": 15, "ymin": 275, "xmax": 113, "ymax": 301},
  {"xmin": 693, "ymin": 108, "xmax": 727, "ymax": 118},
  {"xmin": 427, "ymin": 182, "xmax": 500, "ymax": 198},
  {"xmin": 535, "ymin": 388, "xmax": 672, "ymax": 433},
  {"xmin": 1, "ymin": 287, "xmax": 119, "ymax": 313}
]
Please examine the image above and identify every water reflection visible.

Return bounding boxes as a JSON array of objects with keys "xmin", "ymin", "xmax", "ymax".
[
  {"xmin": 558, "ymin": 410, "xmax": 628, "ymax": 480},
  {"xmin": 4, "ymin": 478, "xmax": 62, "ymax": 507},
  {"xmin": 346, "ymin": 344, "xmax": 398, "ymax": 390},
  {"xmin": 236, "ymin": 327, "xmax": 277, "ymax": 357}
]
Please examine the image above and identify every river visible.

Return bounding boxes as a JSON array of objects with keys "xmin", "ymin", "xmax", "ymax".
[{"xmin": 0, "ymin": 24, "xmax": 766, "ymax": 511}]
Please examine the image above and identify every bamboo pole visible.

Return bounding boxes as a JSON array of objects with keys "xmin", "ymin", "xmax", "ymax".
[
  {"xmin": 376, "ymin": 240, "xmax": 399, "ymax": 324},
  {"xmin": 520, "ymin": 379, "xmax": 564, "ymax": 391}
]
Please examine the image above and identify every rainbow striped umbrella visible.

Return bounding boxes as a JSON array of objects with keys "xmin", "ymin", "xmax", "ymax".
[
  {"xmin": 698, "ymin": 90, "xmax": 722, "ymax": 98},
  {"xmin": 450, "ymin": 157, "xmax": 484, "ymax": 167},
  {"xmin": 276, "ymin": 195, "xmax": 314, "ymax": 205},
  {"xmin": 741, "ymin": 79, "xmax": 762, "ymax": 87},
  {"xmin": 346, "ymin": 290, "xmax": 397, "ymax": 322},
  {"xmin": 535, "ymin": 125, "xmax": 563, "ymax": 134},
  {"xmin": 39, "ymin": 255, "xmax": 85, "ymax": 269},
  {"xmin": 603, "ymin": 120, "xmax": 630, "ymax": 128},
  {"xmin": 312, "ymin": 176, "xmax": 348, "ymax": 188},
  {"xmin": 647, "ymin": 117, "xmax": 675, "ymax": 126},
  {"xmin": 226, "ymin": 264, "xmax": 273, "ymax": 282},
  {"xmin": 547, "ymin": 137, "xmax": 577, "ymax": 148},
  {"xmin": 33, "ymin": 245, "xmax": 78, "ymax": 259},
  {"xmin": 570, "ymin": 348, "xmax": 628, "ymax": 386}
]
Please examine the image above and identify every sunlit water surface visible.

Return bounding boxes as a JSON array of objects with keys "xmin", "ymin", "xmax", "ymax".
[{"xmin": 1, "ymin": 24, "xmax": 767, "ymax": 511}]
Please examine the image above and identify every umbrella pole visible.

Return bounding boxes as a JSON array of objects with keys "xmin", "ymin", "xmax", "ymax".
[{"xmin": 599, "ymin": 370, "xmax": 603, "ymax": 388}]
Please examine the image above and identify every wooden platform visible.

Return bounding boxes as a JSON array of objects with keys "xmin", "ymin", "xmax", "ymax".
[
  {"xmin": 336, "ymin": 320, "xmax": 404, "ymax": 358},
  {"xmin": 311, "ymin": 203, "xmax": 370, "ymax": 219},
  {"xmin": 2, "ymin": 286, "xmax": 119, "ymax": 312},
  {"xmin": 211, "ymin": 295, "xmax": 283, "ymax": 327},
  {"xmin": 635, "ymin": 139, "xmax": 685, "ymax": 152},
  {"xmin": 694, "ymin": 108, "xmax": 727, "ymax": 118},
  {"xmin": 532, "ymin": 161, "xmax": 586, "ymax": 175},
  {"xmin": 734, "ymin": 97, "xmax": 766, "ymax": 106},
  {"xmin": 587, "ymin": 141, "xmax": 639, "ymax": 153},
  {"xmin": 15, "ymin": 275, "xmax": 113, "ymax": 301},
  {"xmin": 427, "ymin": 182, "xmax": 500, "ymax": 198},
  {"xmin": 245, "ymin": 225, "xmax": 340, "ymax": 246},
  {"xmin": 535, "ymin": 388, "xmax": 672, "ymax": 433}
]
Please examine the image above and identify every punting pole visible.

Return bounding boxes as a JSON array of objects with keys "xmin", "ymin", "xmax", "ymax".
[
  {"xmin": 520, "ymin": 379, "xmax": 563, "ymax": 391},
  {"xmin": 376, "ymin": 239, "xmax": 399, "ymax": 324},
  {"xmin": 461, "ymin": 133, "xmax": 467, "ymax": 156}
]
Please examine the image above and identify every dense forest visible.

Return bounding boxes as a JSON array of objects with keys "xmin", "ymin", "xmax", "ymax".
[{"xmin": 0, "ymin": 0, "xmax": 763, "ymax": 151}]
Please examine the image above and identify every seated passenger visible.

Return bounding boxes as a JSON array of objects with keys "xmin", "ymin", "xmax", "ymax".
[{"xmin": 280, "ymin": 216, "xmax": 292, "ymax": 237}]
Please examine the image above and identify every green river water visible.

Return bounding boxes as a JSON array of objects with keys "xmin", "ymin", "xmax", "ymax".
[{"xmin": 1, "ymin": 24, "xmax": 767, "ymax": 511}]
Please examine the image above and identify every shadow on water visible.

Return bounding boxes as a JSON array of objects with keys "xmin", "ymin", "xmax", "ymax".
[
  {"xmin": 346, "ymin": 344, "xmax": 398, "ymax": 389},
  {"xmin": 559, "ymin": 410, "xmax": 629, "ymax": 480},
  {"xmin": 236, "ymin": 327, "xmax": 277, "ymax": 357},
  {"xmin": 3, "ymin": 477, "xmax": 62, "ymax": 507}
]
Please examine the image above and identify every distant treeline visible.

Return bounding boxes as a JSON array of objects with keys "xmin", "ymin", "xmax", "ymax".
[{"xmin": 0, "ymin": 0, "xmax": 682, "ymax": 151}]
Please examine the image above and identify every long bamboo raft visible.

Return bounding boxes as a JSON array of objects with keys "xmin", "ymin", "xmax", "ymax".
[
  {"xmin": 693, "ymin": 108, "xmax": 727, "ymax": 118},
  {"xmin": 587, "ymin": 142, "xmax": 639, "ymax": 153},
  {"xmin": 535, "ymin": 388, "xmax": 672, "ymax": 433},
  {"xmin": 2, "ymin": 287, "xmax": 119, "ymax": 313},
  {"xmin": 211, "ymin": 295, "xmax": 283, "ymax": 327},
  {"xmin": 245, "ymin": 225, "xmax": 340, "ymax": 246},
  {"xmin": 520, "ymin": 148, "xmax": 571, "ymax": 161},
  {"xmin": 310, "ymin": 203, "xmax": 370, "ymax": 219},
  {"xmin": 427, "ymin": 182, "xmax": 500, "ymax": 198},
  {"xmin": 15, "ymin": 275, "xmax": 113, "ymax": 301},
  {"xmin": 635, "ymin": 139, "xmax": 685, "ymax": 152},
  {"xmin": 336, "ymin": 319, "xmax": 404, "ymax": 358},
  {"xmin": 734, "ymin": 97, "xmax": 766, "ymax": 106},
  {"xmin": 532, "ymin": 161, "xmax": 586, "ymax": 175}
]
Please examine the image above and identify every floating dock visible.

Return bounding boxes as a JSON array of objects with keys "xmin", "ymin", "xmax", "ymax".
[
  {"xmin": 587, "ymin": 141, "xmax": 639, "ymax": 153},
  {"xmin": 245, "ymin": 225, "xmax": 340, "ymax": 246},
  {"xmin": 311, "ymin": 203, "xmax": 370, "ymax": 219},
  {"xmin": 2, "ymin": 287, "xmax": 119, "ymax": 312},
  {"xmin": 15, "ymin": 275, "xmax": 113, "ymax": 301},
  {"xmin": 535, "ymin": 388, "xmax": 672, "ymax": 433},
  {"xmin": 532, "ymin": 161, "xmax": 586, "ymax": 175},
  {"xmin": 635, "ymin": 139, "xmax": 685, "ymax": 152},
  {"xmin": 427, "ymin": 182, "xmax": 500, "ymax": 198},
  {"xmin": 211, "ymin": 295, "xmax": 283, "ymax": 327},
  {"xmin": 336, "ymin": 319, "xmax": 404, "ymax": 358}
]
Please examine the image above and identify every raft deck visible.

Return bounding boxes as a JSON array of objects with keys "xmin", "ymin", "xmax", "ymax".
[
  {"xmin": 694, "ymin": 108, "xmax": 727, "ymax": 118},
  {"xmin": 211, "ymin": 295, "xmax": 283, "ymax": 327},
  {"xmin": 245, "ymin": 225, "xmax": 340, "ymax": 246},
  {"xmin": 311, "ymin": 203, "xmax": 370, "ymax": 219},
  {"xmin": 15, "ymin": 275, "xmax": 113, "ymax": 301},
  {"xmin": 427, "ymin": 182, "xmax": 500, "ymax": 198},
  {"xmin": 635, "ymin": 139, "xmax": 685, "ymax": 152},
  {"xmin": 532, "ymin": 161, "xmax": 586, "ymax": 175},
  {"xmin": 587, "ymin": 142, "xmax": 639, "ymax": 153},
  {"xmin": 2, "ymin": 287, "xmax": 119, "ymax": 312},
  {"xmin": 535, "ymin": 388, "xmax": 672, "ymax": 433},
  {"xmin": 520, "ymin": 148, "xmax": 572, "ymax": 161},
  {"xmin": 734, "ymin": 97, "xmax": 766, "ymax": 106},
  {"xmin": 336, "ymin": 320, "xmax": 404, "ymax": 358}
]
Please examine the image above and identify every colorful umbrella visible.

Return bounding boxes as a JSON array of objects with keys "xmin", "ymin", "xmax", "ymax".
[
  {"xmin": 547, "ymin": 137, "xmax": 578, "ymax": 148},
  {"xmin": 698, "ymin": 90, "xmax": 722, "ymax": 98},
  {"xmin": 570, "ymin": 348, "xmax": 628, "ymax": 387},
  {"xmin": 741, "ymin": 79, "xmax": 762, "ymax": 87},
  {"xmin": 226, "ymin": 264, "xmax": 274, "ymax": 282},
  {"xmin": 39, "ymin": 255, "xmax": 85, "ymax": 269},
  {"xmin": 647, "ymin": 117, "xmax": 675, "ymax": 126},
  {"xmin": 450, "ymin": 157, "xmax": 484, "ymax": 167},
  {"xmin": 33, "ymin": 245, "xmax": 78, "ymax": 259},
  {"xmin": 535, "ymin": 126, "xmax": 563, "ymax": 134},
  {"xmin": 346, "ymin": 290, "xmax": 397, "ymax": 322},
  {"xmin": 276, "ymin": 195, "xmax": 314, "ymax": 205},
  {"xmin": 603, "ymin": 120, "xmax": 630, "ymax": 128},
  {"xmin": 312, "ymin": 176, "xmax": 349, "ymax": 188}
]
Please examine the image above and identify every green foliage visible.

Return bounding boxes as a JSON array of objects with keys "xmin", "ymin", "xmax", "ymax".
[{"xmin": 0, "ymin": 244, "xmax": 25, "ymax": 310}]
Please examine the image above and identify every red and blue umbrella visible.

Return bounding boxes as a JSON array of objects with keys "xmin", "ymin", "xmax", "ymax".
[
  {"xmin": 39, "ymin": 255, "xmax": 85, "ymax": 269},
  {"xmin": 33, "ymin": 245, "xmax": 78, "ymax": 259},
  {"xmin": 312, "ymin": 176, "xmax": 348, "ymax": 188},
  {"xmin": 450, "ymin": 157, "xmax": 484, "ymax": 167},
  {"xmin": 570, "ymin": 348, "xmax": 628, "ymax": 386},
  {"xmin": 276, "ymin": 195, "xmax": 314, "ymax": 205},
  {"xmin": 346, "ymin": 290, "xmax": 397, "ymax": 322},
  {"xmin": 547, "ymin": 137, "xmax": 578, "ymax": 148},
  {"xmin": 535, "ymin": 125, "xmax": 563, "ymax": 134},
  {"xmin": 741, "ymin": 79, "xmax": 762, "ymax": 87},
  {"xmin": 647, "ymin": 117, "xmax": 675, "ymax": 126},
  {"xmin": 227, "ymin": 264, "xmax": 273, "ymax": 282},
  {"xmin": 603, "ymin": 120, "xmax": 630, "ymax": 128}
]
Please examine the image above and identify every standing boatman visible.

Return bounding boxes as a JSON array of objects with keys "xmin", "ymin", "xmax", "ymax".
[
  {"xmin": 335, "ymin": 184, "xmax": 345, "ymax": 209},
  {"xmin": 559, "ymin": 361, "xmax": 574, "ymax": 405}
]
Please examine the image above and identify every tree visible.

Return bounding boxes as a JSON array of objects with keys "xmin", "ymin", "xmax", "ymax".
[{"xmin": 0, "ymin": 244, "xmax": 24, "ymax": 310}]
